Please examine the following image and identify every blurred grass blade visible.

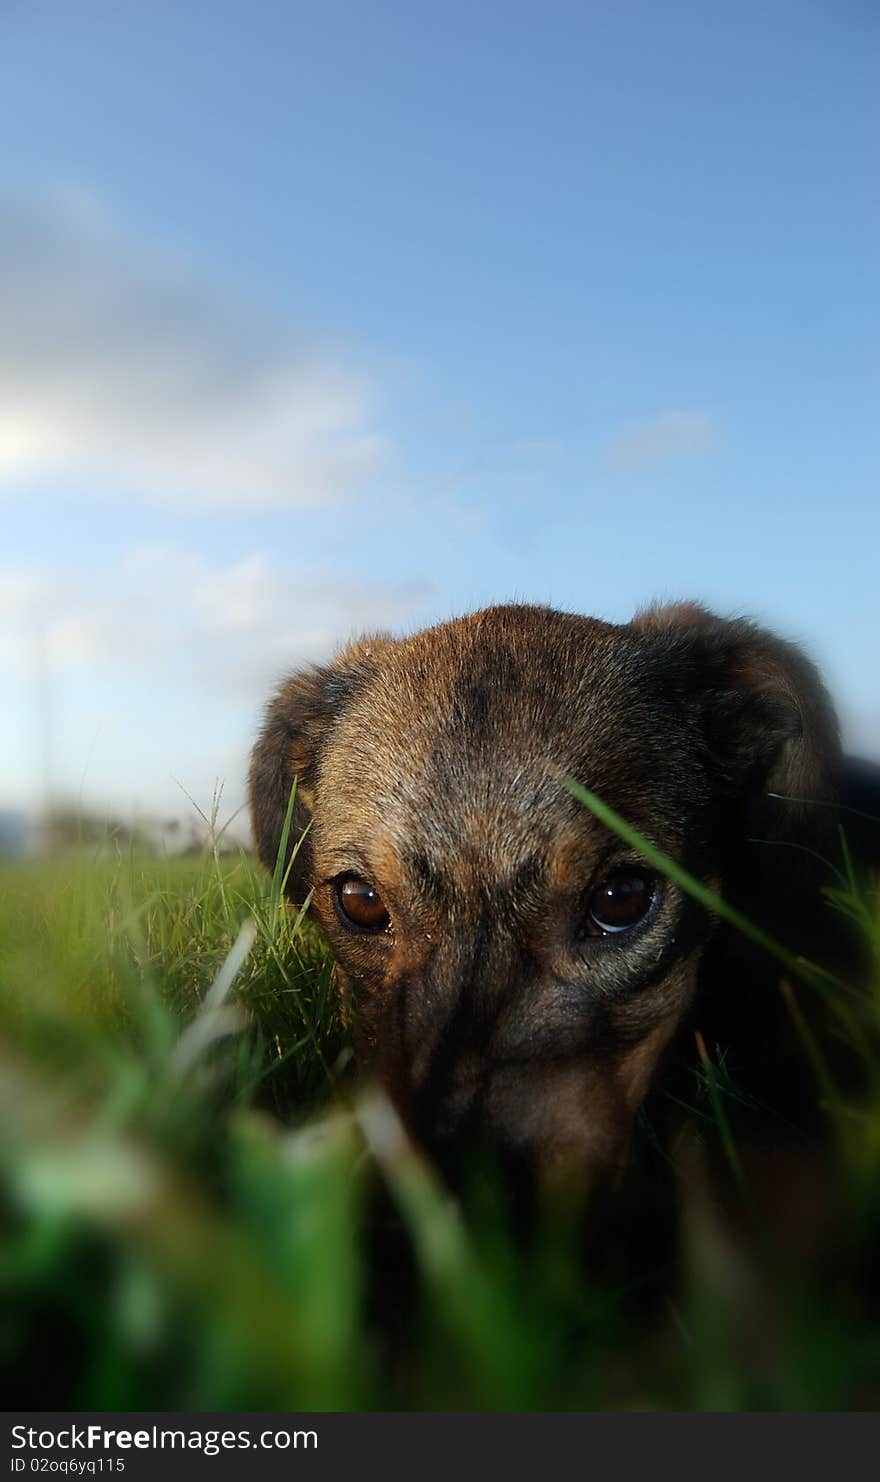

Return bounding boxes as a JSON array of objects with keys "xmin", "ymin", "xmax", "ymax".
[
  {"xmin": 168, "ymin": 1003, "xmax": 247, "ymax": 1079},
  {"xmin": 204, "ymin": 917, "xmax": 258, "ymax": 1010},
  {"xmin": 169, "ymin": 916, "xmax": 257, "ymax": 1077}
]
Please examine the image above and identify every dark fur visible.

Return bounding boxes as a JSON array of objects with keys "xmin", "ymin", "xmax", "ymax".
[{"xmin": 249, "ymin": 602, "xmax": 876, "ymax": 1195}]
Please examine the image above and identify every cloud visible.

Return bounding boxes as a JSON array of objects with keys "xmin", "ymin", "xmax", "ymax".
[
  {"xmin": 0, "ymin": 546, "xmax": 432, "ymax": 821},
  {"xmin": 0, "ymin": 545, "xmax": 430, "ymax": 695},
  {"xmin": 603, "ymin": 411, "xmax": 717, "ymax": 469},
  {"xmin": 0, "ymin": 189, "xmax": 387, "ymax": 507}
]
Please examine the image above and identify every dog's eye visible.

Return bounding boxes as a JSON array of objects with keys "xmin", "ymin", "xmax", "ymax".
[
  {"xmin": 335, "ymin": 876, "xmax": 390, "ymax": 932},
  {"xmin": 585, "ymin": 870, "xmax": 656, "ymax": 935}
]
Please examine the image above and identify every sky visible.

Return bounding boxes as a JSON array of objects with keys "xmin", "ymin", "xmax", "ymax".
[{"xmin": 1, "ymin": 0, "xmax": 878, "ymax": 832}]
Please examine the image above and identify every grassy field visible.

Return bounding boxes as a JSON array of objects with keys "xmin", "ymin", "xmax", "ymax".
[{"xmin": 1, "ymin": 831, "xmax": 879, "ymax": 1411}]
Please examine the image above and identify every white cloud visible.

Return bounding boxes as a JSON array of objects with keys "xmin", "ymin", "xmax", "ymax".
[
  {"xmin": 603, "ymin": 410, "xmax": 717, "ymax": 469},
  {"xmin": 0, "ymin": 546, "xmax": 432, "ymax": 820},
  {"xmin": 0, "ymin": 546, "xmax": 429, "ymax": 695},
  {"xmin": 0, "ymin": 189, "xmax": 387, "ymax": 507}
]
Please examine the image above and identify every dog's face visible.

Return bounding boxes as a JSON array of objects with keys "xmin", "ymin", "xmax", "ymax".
[{"xmin": 249, "ymin": 603, "xmax": 839, "ymax": 1182}]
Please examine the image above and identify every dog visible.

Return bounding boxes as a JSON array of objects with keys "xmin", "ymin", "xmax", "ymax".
[{"xmin": 248, "ymin": 601, "xmax": 877, "ymax": 1204}]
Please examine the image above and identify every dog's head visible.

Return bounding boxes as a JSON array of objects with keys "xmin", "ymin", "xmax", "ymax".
[{"xmin": 249, "ymin": 603, "xmax": 839, "ymax": 1183}]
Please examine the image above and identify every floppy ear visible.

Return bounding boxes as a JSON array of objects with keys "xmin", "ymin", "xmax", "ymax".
[
  {"xmin": 248, "ymin": 635, "xmax": 393, "ymax": 902},
  {"xmin": 633, "ymin": 602, "xmax": 841, "ymax": 890}
]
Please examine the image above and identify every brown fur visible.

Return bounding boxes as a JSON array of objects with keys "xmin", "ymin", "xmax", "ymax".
[{"xmin": 248, "ymin": 601, "xmax": 869, "ymax": 1185}]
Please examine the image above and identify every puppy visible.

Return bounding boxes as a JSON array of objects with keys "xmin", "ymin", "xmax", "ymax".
[{"xmin": 248, "ymin": 602, "xmax": 875, "ymax": 1193}]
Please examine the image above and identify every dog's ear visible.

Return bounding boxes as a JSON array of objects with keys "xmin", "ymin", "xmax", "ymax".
[
  {"xmin": 633, "ymin": 602, "xmax": 841, "ymax": 875},
  {"xmin": 248, "ymin": 635, "xmax": 393, "ymax": 902}
]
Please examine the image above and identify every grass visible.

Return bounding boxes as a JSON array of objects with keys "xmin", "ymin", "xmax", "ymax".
[{"xmin": 1, "ymin": 819, "xmax": 879, "ymax": 1411}]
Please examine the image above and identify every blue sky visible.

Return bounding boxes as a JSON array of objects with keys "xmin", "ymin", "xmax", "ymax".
[{"xmin": 1, "ymin": 1, "xmax": 877, "ymax": 825}]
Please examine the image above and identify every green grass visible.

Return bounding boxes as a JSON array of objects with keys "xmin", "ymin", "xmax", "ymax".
[{"xmin": 1, "ymin": 832, "xmax": 879, "ymax": 1411}]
